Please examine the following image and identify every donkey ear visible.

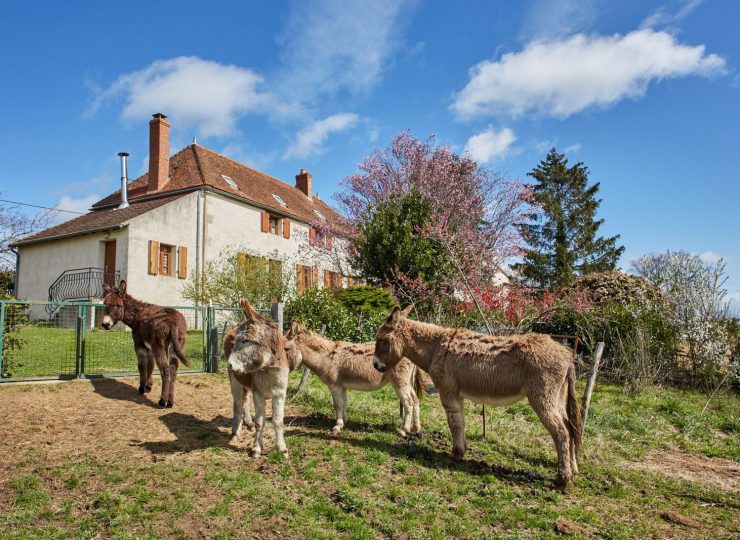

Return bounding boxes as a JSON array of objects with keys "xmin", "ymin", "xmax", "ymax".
[
  {"xmin": 401, "ymin": 304, "xmax": 414, "ymax": 317},
  {"xmin": 387, "ymin": 306, "xmax": 402, "ymax": 327},
  {"xmin": 240, "ymin": 298, "xmax": 258, "ymax": 321},
  {"xmin": 291, "ymin": 320, "xmax": 301, "ymax": 334},
  {"xmin": 117, "ymin": 280, "xmax": 127, "ymax": 296},
  {"xmin": 103, "ymin": 283, "xmax": 112, "ymax": 295}
]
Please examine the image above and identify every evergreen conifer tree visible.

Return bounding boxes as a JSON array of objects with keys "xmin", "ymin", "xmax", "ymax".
[{"xmin": 514, "ymin": 148, "xmax": 624, "ymax": 290}]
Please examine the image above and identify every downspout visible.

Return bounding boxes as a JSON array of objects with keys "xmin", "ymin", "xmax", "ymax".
[
  {"xmin": 201, "ymin": 189, "xmax": 208, "ymax": 283},
  {"xmin": 11, "ymin": 247, "xmax": 19, "ymax": 297},
  {"xmin": 195, "ymin": 189, "xmax": 202, "ymax": 303}
]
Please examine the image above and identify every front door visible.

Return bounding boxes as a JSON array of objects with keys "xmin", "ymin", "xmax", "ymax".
[{"xmin": 104, "ymin": 240, "xmax": 116, "ymax": 286}]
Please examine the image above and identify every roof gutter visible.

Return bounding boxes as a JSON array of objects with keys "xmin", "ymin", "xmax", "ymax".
[{"xmin": 11, "ymin": 224, "xmax": 126, "ymax": 248}]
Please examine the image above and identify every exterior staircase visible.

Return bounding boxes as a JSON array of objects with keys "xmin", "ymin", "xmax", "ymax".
[{"xmin": 46, "ymin": 268, "xmax": 120, "ymax": 315}]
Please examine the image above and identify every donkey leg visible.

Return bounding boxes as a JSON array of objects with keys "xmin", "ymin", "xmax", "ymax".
[
  {"xmin": 166, "ymin": 357, "xmax": 178, "ymax": 408},
  {"xmin": 251, "ymin": 391, "xmax": 266, "ymax": 457},
  {"xmin": 329, "ymin": 386, "xmax": 346, "ymax": 434},
  {"xmin": 390, "ymin": 379, "xmax": 414, "ymax": 436},
  {"xmin": 153, "ymin": 344, "xmax": 170, "ymax": 407},
  {"xmin": 440, "ymin": 393, "xmax": 467, "ymax": 459},
  {"xmin": 272, "ymin": 392, "xmax": 288, "ymax": 457},
  {"xmin": 563, "ymin": 380, "xmax": 579, "ymax": 478},
  {"xmin": 145, "ymin": 353, "xmax": 155, "ymax": 393},
  {"xmin": 242, "ymin": 387, "xmax": 254, "ymax": 431},
  {"xmin": 229, "ymin": 374, "xmax": 245, "ymax": 443},
  {"xmin": 135, "ymin": 347, "xmax": 148, "ymax": 395},
  {"xmin": 529, "ymin": 392, "xmax": 573, "ymax": 488}
]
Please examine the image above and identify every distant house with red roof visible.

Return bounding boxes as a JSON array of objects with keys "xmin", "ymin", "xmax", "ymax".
[{"xmin": 12, "ymin": 113, "xmax": 352, "ymax": 308}]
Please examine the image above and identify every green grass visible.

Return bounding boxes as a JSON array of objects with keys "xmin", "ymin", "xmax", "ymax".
[
  {"xmin": 0, "ymin": 373, "xmax": 738, "ymax": 539},
  {"xmin": 3, "ymin": 325, "xmax": 207, "ymax": 378}
]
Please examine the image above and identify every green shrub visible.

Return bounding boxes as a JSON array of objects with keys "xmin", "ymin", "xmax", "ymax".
[
  {"xmin": 335, "ymin": 286, "xmax": 396, "ymax": 316},
  {"xmin": 1, "ymin": 294, "xmax": 28, "ymax": 378}
]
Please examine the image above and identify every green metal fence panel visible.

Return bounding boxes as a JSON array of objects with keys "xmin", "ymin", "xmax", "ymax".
[{"xmin": 0, "ymin": 299, "xmax": 234, "ymax": 382}]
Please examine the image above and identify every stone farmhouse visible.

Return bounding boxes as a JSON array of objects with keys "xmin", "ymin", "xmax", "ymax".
[{"xmin": 12, "ymin": 113, "xmax": 354, "ymax": 309}]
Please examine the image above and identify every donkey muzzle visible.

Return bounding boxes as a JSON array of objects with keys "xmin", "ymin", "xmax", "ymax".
[
  {"xmin": 373, "ymin": 356, "xmax": 387, "ymax": 373},
  {"xmin": 101, "ymin": 315, "xmax": 113, "ymax": 330}
]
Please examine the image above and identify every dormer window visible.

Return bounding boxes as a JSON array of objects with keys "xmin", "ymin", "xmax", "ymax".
[
  {"xmin": 221, "ymin": 175, "xmax": 238, "ymax": 190},
  {"xmin": 272, "ymin": 194, "xmax": 288, "ymax": 207},
  {"xmin": 313, "ymin": 209, "xmax": 326, "ymax": 221}
]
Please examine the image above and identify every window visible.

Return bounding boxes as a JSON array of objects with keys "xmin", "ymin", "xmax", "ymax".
[
  {"xmin": 221, "ymin": 175, "xmax": 238, "ymax": 190},
  {"xmin": 269, "ymin": 215, "xmax": 280, "ymax": 235},
  {"xmin": 272, "ymin": 194, "xmax": 288, "ymax": 207},
  {"xmin": 159, "ymin": 244, "xmax": 174, "ymax": 276},
  {"xmin": 313, "ymin": 209, "xmax": 326, "ymax": 221}
]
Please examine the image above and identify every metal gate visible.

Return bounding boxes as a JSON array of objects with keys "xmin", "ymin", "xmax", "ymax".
[{"xmin": 0, "ymin": 300, "xmax": 271, "ymax": 382}]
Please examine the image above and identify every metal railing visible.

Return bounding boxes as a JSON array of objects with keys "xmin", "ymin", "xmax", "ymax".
[
  {"xmin": 0, "ymin": 299, "xmax": 273, "ymax": 382},
  {"xmin": 46, "ymin": 268, "xmax": 121, "ymax": 314}
]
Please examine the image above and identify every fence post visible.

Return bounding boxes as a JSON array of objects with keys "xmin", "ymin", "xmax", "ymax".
[
  {"xmin": 208, "ymin": 306, "xmax": 218, "ymax": 373},
  {"xmin": 271, "ymin": 302, "xmax": 284, "ymax": 332},
  {"xmin": 76, "ymin": 304, "xmax": 85, "ymax": 378},
  {"xmin": 581, "ymin": 342, "xmax": 605, "ymax": 428},
  {"xmin": 0, "ymin": 301, "xmax": 6, "ymax": 378}
]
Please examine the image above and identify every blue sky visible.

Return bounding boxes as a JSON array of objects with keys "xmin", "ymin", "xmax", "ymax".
[{"xmin": 1, "ymin": 0, "xmax": 738, "ymax": 308}]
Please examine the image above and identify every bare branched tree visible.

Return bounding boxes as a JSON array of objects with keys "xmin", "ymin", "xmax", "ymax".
[{"xmin": 0, "ymin": 195, "xmax": 52, "ymax": 269}]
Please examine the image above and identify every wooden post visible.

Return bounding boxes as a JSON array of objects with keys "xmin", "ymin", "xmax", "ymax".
[
  {"xmin": 271, "ymin": 302, "xmax": 284, "ymax": 332},
  {"xmin": 581, "ymin": 342, "xmax": 605, "ymax": 428}
]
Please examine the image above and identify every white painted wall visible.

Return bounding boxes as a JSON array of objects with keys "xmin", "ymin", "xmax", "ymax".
[{"xmin": 16, "ymin": 228, "xmax": 128, "ymax": 302}]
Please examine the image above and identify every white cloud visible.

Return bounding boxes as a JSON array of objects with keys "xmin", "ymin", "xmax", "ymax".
[
  {"xmin": 276, "ymin": 0, "xmax": 413, "ymax": 103},
  {"xmin": 522, "ymin": 0, "xmax": 599, "ymax": 39},
  {"xmin": 87, "ymin": 57, "xmax": 283, "ymax": 137},
  {"xmin": 50, "ymin": 194, "xmax": 100, "ymax": 224},
  {"xmin": 283, "ymin": 113, "xmax": 359, "ymax": 160},
  {"xmin": 641, "ymin": 0, "xmax": 703, "ymax": 30},
  {"xmin": 452, "ymin": 29, "xmax": 725, "ymax": 120},
  {"xmin": 698, "ymin": 251, "xmax": 723, "ymax": 264},
  {"xmin": 465, "ymin": 127, "xmax": 517, "ymax": 164},
  {"xmin": 564, "ymin": 143, "xmax": 582, "ymax": 154}
]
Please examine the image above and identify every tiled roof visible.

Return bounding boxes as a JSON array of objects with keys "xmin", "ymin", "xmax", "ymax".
[
  {"xmin": 93, "ymin": 144, "xmax": 343, "ymax": 226},
  {"xmin": 16, "ymin": 144, "xmax": 348, "ymax": 246},
  {"xmin": 12, "ymin": 194, "xmax": 186, "ymax": 246}
]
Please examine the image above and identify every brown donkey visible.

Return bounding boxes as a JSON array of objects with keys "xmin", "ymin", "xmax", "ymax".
[
  {"xmin": 285, "ymin": 320, "xmax": 422, "ymax": 435},
  {"xmin": 225, "ymin": 299, "xmax": 300, "ymax": 457},
  {"xmin": 373, "ymin": 306, "xmax": 582, "ymax": 488},
  {"xmin": 101, "ymin": 281, "xmax": 189, "ymax": 408}
]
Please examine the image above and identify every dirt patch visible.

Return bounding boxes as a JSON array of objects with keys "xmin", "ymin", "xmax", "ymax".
[
  {"xmin": 632, "ymin": 450, "xmax": 740, "ymax": 492},
  {"xmin": 0, "ymin": 374, "xmax": 294, "ymax": 482}
]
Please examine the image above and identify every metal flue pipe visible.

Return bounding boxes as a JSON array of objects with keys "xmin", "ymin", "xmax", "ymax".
[{"xmin": 117, "ymin": 152, "xmax": 130, "ymax": 209}]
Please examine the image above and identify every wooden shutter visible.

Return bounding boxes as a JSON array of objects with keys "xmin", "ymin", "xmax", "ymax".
[
  {"xmin": 261, "ymin": 212, "xmax": 269, "ymax": 233},
  {"xmin": 312, "ymin": 266, "xmax": 318, "ymax": 287},
  {"xmin": 324, "ymin": 270, "xmax": 330, "ymax": 288},
  {"xmin": 177, "ymin": 246, "xmax": 188, "ymax": 279},
  {"xmin": 237, "ymin": 253, "xmax": 247, "ymax": 274},
  {"xmin": 148, "ymin": 240, "xmax": 159, "ymax": 275},
  {"xmin": 296, "ymin": 264, "xmax": 304, "ymax": 292},
  {"xmin": 309, "ymin": 226, "xmax": 316, "ymax": 243},
  {"xmin": 283, "ymin": 218, "xmax": 290, "ymax": 239},
  {"xmin": 327, "ymin": 234, "xmax": 333, "ymax": 250}
]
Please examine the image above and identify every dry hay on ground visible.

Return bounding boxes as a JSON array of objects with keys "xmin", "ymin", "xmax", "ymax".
[{"xmin": 632, "ymin": 450, "xmax": 740, "ymax": 492}]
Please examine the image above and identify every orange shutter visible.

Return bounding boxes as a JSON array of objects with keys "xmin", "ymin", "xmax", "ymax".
[
  {"xmin": 309, "ymin": 226, "xmax": 316, "ymax": 243},
  {"xmin": 148, "ymin": 241, "xmax": 159, "ymax": 275},
  {"xmin": 283, "ymin": 218, "xmax": 290, "ymax": 239},
  {"xmin": 312, "ymin": 266, "xmax": 318, "ymax": 287},
  {"xmin": 296, "ymin": 264, "xmax": 304, "ymax": 292},
  {"xmin": 324, "ymin": 270, "xmax": 330, "ymax": 288},
  {"xmin": 327, "ymin": 234, "xmax": 333, "ymax": 250},
  {"xmin": 261, "ymin": 212, "xmax": 269, "ymax": 233},
  {"xmin": 177, "ymin": 246, "xmax": 188, "ymax": 279}
]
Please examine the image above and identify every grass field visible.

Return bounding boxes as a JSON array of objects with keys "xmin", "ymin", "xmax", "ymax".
[
  {"xmin": 2, "ymin": 325, "xmax": 208, "ymax": 378},
  {"xmin": 0, "ymin": 370, "xmax": 737, "ymax": 539}
]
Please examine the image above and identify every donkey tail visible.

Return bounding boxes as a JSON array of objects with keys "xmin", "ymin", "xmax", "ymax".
[
  {"xmin": 565, "ymin": 363, "xmax": 582, "ymax": 456},
  {"xmin": 170, "ymin": 327, "xmax": 190, "ymax": 367},
  {"xmin": 412, "ymin": 366, "xmax": 425, "ymax": 404}
]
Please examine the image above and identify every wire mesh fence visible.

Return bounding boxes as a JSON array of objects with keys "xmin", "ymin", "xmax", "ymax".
[{"xmin": 0, "ymin": 300, "xmax": 274, "ymax": 382}]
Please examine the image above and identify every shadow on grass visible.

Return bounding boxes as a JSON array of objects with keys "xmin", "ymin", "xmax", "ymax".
[
  {"xmin": 136, "ymin": 412, "xmax": 234, "ymax": 454},
  {"xmin": 89, "ymin": 378, "xmax": 160, "ymax": 409},
  {"xmin": 285, "ymin": 413, "xmax": 548, "ymax": 486}
]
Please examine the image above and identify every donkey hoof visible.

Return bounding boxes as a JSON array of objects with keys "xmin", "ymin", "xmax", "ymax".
[
  {"xmin": 138, "ymin": 386, "xmax": 146, "ymax": 395},
  {"xmin": 158, "ymin": 399, "xmax": 167, "ymax": 408},
  {"xmin": 331, "ymin": 426, "xmax": 342, "ymax": 435},
  {"xmin": 165, "ymin": 401, "xmax": 174, "ymax": 408},
  {"xmin": 144, "ymin": 386, "xmax": 152, "ymax": 393},
  {"xmin": 251, "ymin": 449, "xmax": 262, "ymax": 458}
]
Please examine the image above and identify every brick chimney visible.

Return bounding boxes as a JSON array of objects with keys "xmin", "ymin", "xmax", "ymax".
[
  {"xmin": 148, "ymin": 113, "xmax": 170, "ymax": 192},
  {"xmin": 295, "ymin": 168, "xmax": 312, "ymax": 199}
]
